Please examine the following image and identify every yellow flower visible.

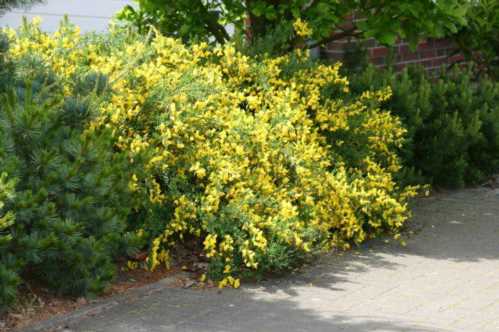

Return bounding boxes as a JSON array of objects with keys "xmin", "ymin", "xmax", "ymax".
[
  {"xmin": 128, "ymin": 174, "xmax": 139, "ymax": 192},
  {"xmin": 293, "ymin": 18, "xmax": 313, "ymax": 38},
  {"xmin": 203, "ymin": 234, "xmax": 218, "ymax": 258},
  {"xmin": 32, "ymin": 16, "xmax": 43, "ymax": 26},
  {"xmin": 233, "ymin": 278, "xmax": 241, "ymax": 289},
  {"xmin": 127, "ymin": 260, "xmax": 139, "ymax": 270},
  {"xmin": 190, "ymin": 162, "xmax": 207, "ymax": 178}
]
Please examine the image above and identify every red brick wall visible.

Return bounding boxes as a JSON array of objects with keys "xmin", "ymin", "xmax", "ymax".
[{"xmin": 323, "ymin": 38, "xmax": 464, "ymax": 71}]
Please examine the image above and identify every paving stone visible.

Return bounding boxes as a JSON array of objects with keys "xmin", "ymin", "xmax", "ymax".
[{"xmin": 23, "ymin": 188, "xmax": 499, "ymax": 332}]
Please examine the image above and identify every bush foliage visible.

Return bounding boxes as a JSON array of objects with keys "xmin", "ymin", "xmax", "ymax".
[
  {"xmin": 0, "ymin": 32, "xmax": 20, "ymax": 310},
  {"xmin": 119, "ymin": 0, "xmax": 468, "ymax": 55},
  {"xmin": 349, "ymin": 65, "xmax": 499, "ymax": 188},
  {"xmin": 0, "ymin": 25, "xmax": 137, "ymax": 307},
  {"xmin": 452, "ymin": 0, "xmax": 498, "ymax": 78},
  {"xmin": 0, "ymin": 20, "xmax": 416, "ymax": 307},
  {"xmin": 0, "ymin": 172, "xmax": 17, "ymax": 309},
  {"xmin": 0, "ymin": 0, "xmax": 42, "ymax": 15}
]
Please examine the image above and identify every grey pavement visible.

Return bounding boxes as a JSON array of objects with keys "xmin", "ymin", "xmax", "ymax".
[{"xmin": 25, "ymin": 188, "xmax": 499, "ymax": 332}]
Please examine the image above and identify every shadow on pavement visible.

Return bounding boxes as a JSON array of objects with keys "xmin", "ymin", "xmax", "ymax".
[{"xmin": 32, "ymin": 188, "xmax": 499, "ymax": 332}]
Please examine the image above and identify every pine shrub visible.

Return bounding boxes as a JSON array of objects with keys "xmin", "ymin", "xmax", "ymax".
[
  {"xmin": 0, "ymin": 173, "xmax": 19, "ymax": 310},
  {"xmin": 0, "ymin": 30, "xmax": 136, "ymax": 307},
  {"xmin": 349, "ymin": 65, "xmax": 499, "ymax": 188},
  {"xmin": 0, "ymin": 32, "xmax": 21, "ymax": 310}
]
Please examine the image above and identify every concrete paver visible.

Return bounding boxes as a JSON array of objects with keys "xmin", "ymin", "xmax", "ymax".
[{"xmin": 25, "ymin": 188, "xmax": 499, "ymax": 332}]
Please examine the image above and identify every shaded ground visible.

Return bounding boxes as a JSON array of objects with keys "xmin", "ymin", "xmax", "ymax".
[
  {"xmin": 1, "ymin": 263, "xmax": 180, "ymax": 331},
  {"xmin": 23, "ymin": 188, "xmax": 499, "ymax": 332}
]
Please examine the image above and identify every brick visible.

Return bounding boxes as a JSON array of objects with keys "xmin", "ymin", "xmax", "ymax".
[
  {"xmin": 448, "ymin": 54, "xmax": 465, "ymax": 63},
  {"xmin": 49, "ymin": 188, "xmax": 499, "ymax": 332},
  {"xmin": 361, "ymin": 38, "xmax": 377, "ymax": 48},
  {"xmin": 432, "ymin": 57, "xmax": 447, "ymax": 67},
  {"xmin": 437, "ymin": 48, "xmax": 451, "ymax": 57},
  {"xmin": 398, "ymin": 44, "xmax": 411, "ymax": 54},
  {"xmin": 433, "ymin": 38, "xmax": 454, "ymax": 49},
  {"xmin": 419, "ymin": 49, "xmax": 437, "ymax": 59},
  {"xmin": 371, "ymin": 57, "xmax": 386, "ymax": 66},
  {"xmin": 422, "ymin": 59, "xmax": 434, "ymax": 68},
  {"xmin": 323, "ymin": 29, "xmax": 458, "ymax": 73},
  {"xmin": 417, "ymin": 41, "xmax": 433, "ymax": 50},
  {"xmin": 369, "ymin": 47, "xmax": 389, "ymax": 58},
  {"xmin": 396, "ymin": 63, "xmax": 407, "ymax": 71},
  {"xmin": 401, "ymin": 51, "xmax": 419, "ymax": 62},
  {"xmin": 323, "ymin": 51, "xmax": 344, "ymax": 62},
  {"xmin": 326, "ymin": 42, "xmax": 348, "ymax": 51}
]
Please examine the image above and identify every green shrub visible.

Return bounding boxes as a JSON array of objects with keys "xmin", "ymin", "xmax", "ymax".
[
  {"xmin": 43, "ymin": 25, "xmax": 414, "ymax": 286},
  {"xmin": 0, "ymin": 172, "xmax": 19, "ymax": 310},
  {"xmin": 0, "ymin": 33, "xmax": 12, "ymax": 91},
  {"xmin": 0, "ymin": 32, "xmax": 21, "ymax": 310},
  {"xmin": 0, "ymin": 1, "xmax": 42, "ymax": 15},
  {"xmin": 0, "ymin": 20, "xmax": 415, "ymax": 301},
  {"xmin": 349, "ymin": 64, "xmax": 499, "ymax": 188},
  {"xmin": 0, "ymin": 40, "xmax": 137, "ymax": 307},
  {"xmin": 452, "ymin": 0, "xmax": 498, "ymax": 78},
  {"xmin": 118, "ymin": 0, "xmax": 468, "ymax": 56}
]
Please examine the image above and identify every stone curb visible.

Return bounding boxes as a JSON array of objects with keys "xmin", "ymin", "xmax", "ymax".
[{"xmin": 19, "ymin": 273, "xmax": 192, "ymax": 332}]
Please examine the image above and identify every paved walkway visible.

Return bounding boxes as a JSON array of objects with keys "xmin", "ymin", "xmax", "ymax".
[{"xmin": 26, "ymin": 188, "xmax": 499, "ymax": 332}]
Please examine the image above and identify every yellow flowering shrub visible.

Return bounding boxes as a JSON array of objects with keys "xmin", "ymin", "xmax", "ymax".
[
  {"xmin": 4, "ymin": 19, "xmax": 416, "ymax": 287},
  {"xmin": 293, "ymin": 18, "xmax": 313, "ymax": 38}
]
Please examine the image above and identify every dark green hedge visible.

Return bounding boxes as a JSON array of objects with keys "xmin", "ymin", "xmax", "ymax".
[
  {"xmin": 0, "ymin": 35, "xmax": 139, "ymax": 309},
  {"xmin": 350, "ymin": 65, "xmax": 499, "ymax": 188}
]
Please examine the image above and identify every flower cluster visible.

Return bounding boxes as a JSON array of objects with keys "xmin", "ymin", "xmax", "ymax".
[{"xmin": 293, "ymin": 18, "xmax": 313, "ymax": 38}]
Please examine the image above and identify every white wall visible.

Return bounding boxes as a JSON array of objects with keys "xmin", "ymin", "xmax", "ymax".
[{"xmin": 0, "ymin": 0, "xmax": 133, "ymax": 32}]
